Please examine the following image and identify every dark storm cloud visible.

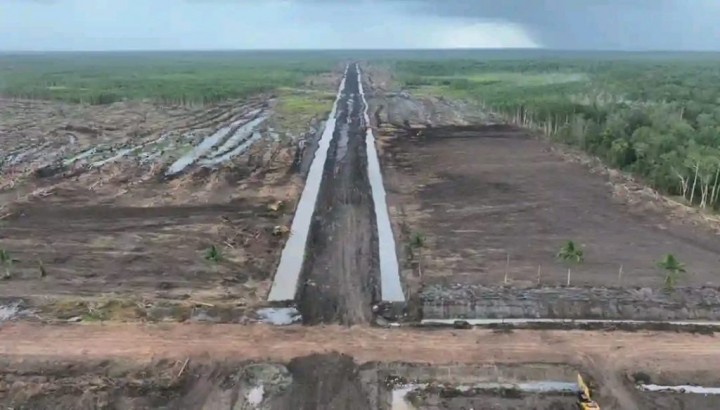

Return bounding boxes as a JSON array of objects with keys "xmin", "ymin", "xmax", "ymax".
[
  {"xmin": 403, "ymin": 0, "xmax": 716, "ymax": 50},
  {"xmin": 303, "ymin": 0, "xmax": 720, "ymax": 50}
]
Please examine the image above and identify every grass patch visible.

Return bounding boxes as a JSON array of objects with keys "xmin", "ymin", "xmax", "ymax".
[
  {"xmin": 273, "ymin": 88, "xmax": 335, "ymax": 134},
  {"xmin": 204, "ymin": 245, "xmax": 223, "ymax": 263},
  {"xmin": 40, "ymin": 298, "xmax": 145, "ymax": 321}
]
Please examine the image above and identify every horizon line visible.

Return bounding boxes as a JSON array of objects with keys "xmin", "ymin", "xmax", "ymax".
[{"xmin": 2, "ymin": 48, "xmax": 720, "ymax": 54}]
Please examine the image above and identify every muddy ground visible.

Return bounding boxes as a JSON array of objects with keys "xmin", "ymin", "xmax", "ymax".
[
  {"xmin": 2, "ymin": 337, "xmax": 718, "ymax": 409},
  {"xmin": 296, "ymin": 63, "xmax": 379, "ymax": 325},
  {"xmin": 0, "ymin": 354, "xmax": 370, "ymax": 410},
  {"xmin": 420, "ymin": 285, "xmax": 720, "ymax": 321},
  {"xmin": 376, "ymin": 124, "xmax": 720, "ymax": 293},
  {"xmin": 632, "ymin": 393, "xmax": 720, "ymax": 410},
  {"xmin": 410, "ymin": 394, "xmax": 577, "ymax": 410},
  {"xmin": 0, "ymin": 74, "xmax": 339, "ymax": 320}
]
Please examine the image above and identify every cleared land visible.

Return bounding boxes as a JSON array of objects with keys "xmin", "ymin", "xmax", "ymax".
[
  {"xmin": 379, "ymin": 124, "xmax": 720, "ymax": 289},
  {"xmin": 1, "ymin": 324, "xmax": 720, "ymax": 409},
  {"xmin": 0, "ymin": 52, "xmax": 341, "ymax": 320},
  {"xmin": 4, "ymin": 51, "xmax": 720, "ymax": 409}
]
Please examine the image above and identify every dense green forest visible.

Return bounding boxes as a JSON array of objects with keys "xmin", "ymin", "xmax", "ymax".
[
  {"xmin": 395, "ymin": 56, "xmax": 720, "ymax": 212},
  {"xmin": 0, "ymin": 51, "xmax": 333, "ymax": 105}
]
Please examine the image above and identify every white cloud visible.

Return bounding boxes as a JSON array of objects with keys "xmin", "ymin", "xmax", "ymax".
[{"xmin": 430, "ymin": 22, "xmax": 540, "ymax": 49}]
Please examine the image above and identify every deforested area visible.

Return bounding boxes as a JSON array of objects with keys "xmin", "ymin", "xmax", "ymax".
[
  {"xmin": 3, "ymin": 342, "xmax": 719, "ymax": 410},
  {"xmin": 379, "ymin": 124, "xmax": 720, "ymax": 288},
  {"xmin": 0, "ymin": 51, "xmax": 343, "ymax": 321},
  {"xmin": 4, "ymin": 14, "xmax": 720, "ymax": 408},
  {"xmin": 391, "ymin": 54, "xmax": 720, "ymax": 215},
  {"xmin": 366, "ymin": 52, "xmax": 720, "ymax": 324}
]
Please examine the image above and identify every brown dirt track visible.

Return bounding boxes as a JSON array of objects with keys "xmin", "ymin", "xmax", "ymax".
[
  {"xmin": 1, "ymin": 324, "xmax": 720, "ymax": 409},
  {"xmin": 380, "ymin": 125, "xmax": 720, "ymax": 289}
]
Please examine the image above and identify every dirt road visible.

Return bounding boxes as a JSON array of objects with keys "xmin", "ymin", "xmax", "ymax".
[
  {"xmin": 296, "ymin": 63, "xmax": 379, "ymax": 324},
  {"xmin": 1, "ymin": 323, "xmax": 717, "ymax": 370},
  {"xmin": 2, "ymin": 323, "xmax": 720, "ymax": 408}
]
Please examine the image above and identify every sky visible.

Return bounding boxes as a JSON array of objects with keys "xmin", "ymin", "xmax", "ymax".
[{"xmin": 1, "ymin": 0, "xmax": 719, "ymax": 51}]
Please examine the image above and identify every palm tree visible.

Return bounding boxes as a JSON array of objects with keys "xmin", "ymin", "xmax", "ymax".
[
  {"xmin": 658, "ymin": 254, "xmax": 685, "ymax": 291},
  {"xmin": 408, "ymin": 232, "xmax": 426, "ymax": 278},
  {"xmin": 0, "ymin": 249, "xmax": 13, "ymax": 280},
  {"xmin": 204, "ymin": 245, "xmax": 222, "ymax": 263},
  {"xmin": 557, "ymin": 241, "xmax": 584, "ymax": 286}
]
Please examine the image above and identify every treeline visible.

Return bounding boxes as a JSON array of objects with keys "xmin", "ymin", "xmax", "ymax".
[
  {"xmin": 0, "ymin": 53, "xmax": 332, "ymax": 105},
  {"xmin": 397, "ymin": 57, "xmax": 720, "ymax": 211},
  {"xmin": 3, "ymin": 83, "xmax": 275, "ymax": 106}
]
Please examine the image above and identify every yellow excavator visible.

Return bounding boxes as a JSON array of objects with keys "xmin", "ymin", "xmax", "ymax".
[{"xmin": 577, "ymin": 374, "xmax": 601, "ymax": 409}]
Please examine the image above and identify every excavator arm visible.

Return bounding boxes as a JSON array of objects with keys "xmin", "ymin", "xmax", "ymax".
[{"xmin": 577, "ymin": 374, "xmax": 601, "ymax": 409}]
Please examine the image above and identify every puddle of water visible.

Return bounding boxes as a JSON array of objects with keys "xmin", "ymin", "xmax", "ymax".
[
  {"xmin": 515, "ymin": 382, "xmax": 578, "ymax": 393},
  {"xmin": 139, "ymin": 151, "xmax": 162, "ymax": 164},
  {"xmin": 205, "ymin": 115, "xmax": 267, "ymax": 159},
  {"xmin": 335, "ymin": 125, "xmax": 349, "ymax": 163},
  {"xmin": 638, "ymin": 384, "xmax": 720, "ymax": 394},
  {"xmin": 165, "ymin": 129, "xmax": 232, "ymax": 175},
  {"xmin": 200, "ymin": 129, "xmax": 265, "ymax": 167},
  {"xmin": 268, "ymin": 66, "xmax": 349, "ymax": 302},
  {"xmin": 166, "ymin": 112, "xmax": 265, "ymax": 175},
  {"xmin": 256, "ymin": 307, "xmax": 302, "ymax": 325},
  {"xmin": 92, "ymin": 135, "xmax": 169, "ymax": 168},
  {"xmin": 0, "ymin": 303, "xmax": 21, "ymax": 322},
  {"xmin": 357, "ymin": 66, "xmax": 404, "ymax": 303},
  {"xmin": 247, "ymin": 385, "xmax": 265, "ymax": 406},
  {"xmin": 91, "ymin": 146, "xmax": 139, "ymax": 167},
  {"xmin": 392, "ymin": 385, "xmax": 420, "ymax": 410},
  {"xmin": 63, "ymin": 147, "xmax": 98, "ymax": 166},
  {"xmin": 7, "ymin": 143, "xmax": 48, "ymax": 166},
  {"xmin": 391, "ymin": 381, "xmax": 577, "ymax": 410},
  {"xmin": 165, "ymin": 114, "xmax": 255, "ymax": 176}
]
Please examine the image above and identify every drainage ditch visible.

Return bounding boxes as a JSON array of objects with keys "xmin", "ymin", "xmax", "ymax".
[{"xmin": 295, "ymin": 63, "xmax": 380, "ymax": 325}]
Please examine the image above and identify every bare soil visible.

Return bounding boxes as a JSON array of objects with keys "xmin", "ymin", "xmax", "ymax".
[
  {"xmin": 1, "ymin": 324, "xmax": 720, "ymax": 409},
  {"xmin": 379, "ymin": 125, "xmax": 720, "ymax": 290},
  {"xmin": 296, "ymin": 63, "xmax": 379, "ymax": 325},
  {"xmin": 411, "ymin": 393, "xmax": 576, "ymax": 410},
  {"xmin": 4, "ymin": 62, "xmax": 720, "ymax": 410},
  {"xmin": 0, "ymin": 78, "xmax": 339, "ymax": 318},
  {"xmin": 0, "ymin": 353, "xmax": 368, "ymax": 410}
]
